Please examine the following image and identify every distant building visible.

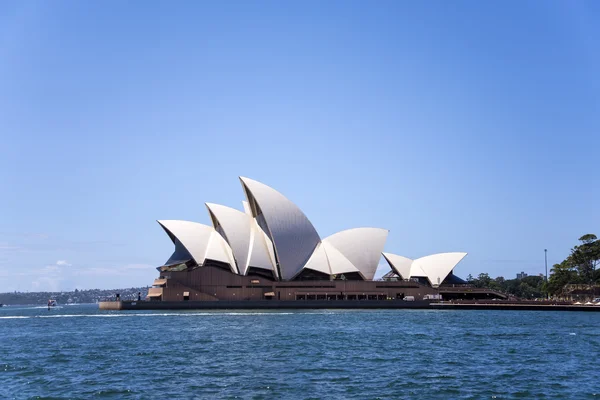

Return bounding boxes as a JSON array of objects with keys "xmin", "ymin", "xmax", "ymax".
[{"xmin": 517, "ymin": 272, "xmax": 528, "ymax": 280}]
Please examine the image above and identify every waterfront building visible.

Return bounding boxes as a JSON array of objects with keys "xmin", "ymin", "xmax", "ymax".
[{"xmin": 147, "ymin": 177, "xmax": 504, "ymax": 302}]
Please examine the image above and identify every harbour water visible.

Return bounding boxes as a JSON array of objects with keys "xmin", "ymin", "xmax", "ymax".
[{"xmin": 1, "ymin": 305, "xmax": 599, "ymax": 399}]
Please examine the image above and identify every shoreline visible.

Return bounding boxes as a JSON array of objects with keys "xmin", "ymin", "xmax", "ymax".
[{"xmin": 98, "ymin": 300, "xmax": 600, "ymax": 312}]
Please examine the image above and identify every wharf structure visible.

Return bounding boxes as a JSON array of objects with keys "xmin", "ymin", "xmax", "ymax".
[{"xmin": 105, "ymin": 177, "xmax": 506, "ymax": 309}]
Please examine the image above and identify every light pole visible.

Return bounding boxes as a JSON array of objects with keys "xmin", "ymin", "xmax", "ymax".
[{"xmin": 545, "ymin": 249, "xmax": 548, "ymax": 299}]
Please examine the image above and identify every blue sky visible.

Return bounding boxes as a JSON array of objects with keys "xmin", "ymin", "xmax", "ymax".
[{"xmin": 1, "ymin": 1, "xmax": 599, "ymax": 292}]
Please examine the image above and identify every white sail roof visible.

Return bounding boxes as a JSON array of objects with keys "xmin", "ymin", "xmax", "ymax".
[
  {"xmin": 242, "ymin": 200, "xmax": 278, "ymax": 276},
  {"xmin": 296, "ymin": 241, "xmax": 361, "ymax": 278},
  {"xmin": 158, "ymin": 220, "xmax": 214, "ymax": 265},
  {"xmin": 157, "ymin": 220, "xmax": 237, "ymax": 273},
  {"xmin": 240, "ymin": 177, "xmax": 321, "ymax": 281},
  {"xmin": 322, "ymin": 241, "xmax": 361, "ymax": 276},
  {"xmin": 248, "ymin": 217, "xmax": 278, "ymax": 276},
  {"xmin": 206, "ymin": 203, "xmax": 252, "ymax": 275},
  {"xmin": 205, "ymin": 230, "xmax": 238, "ymax": 274},
  {"xmin": 382, "ymin": 253, "xmax": 413, "ymax": 279},
  {"xmin": 322, "ymin": 228, "xmax": 389, "ymax": 280},
  {"xmin": 411, "ymin": 252, "xmax": 467, "ymax": 286},
  {"xmin": 301, "ymin": 243, "xmax": 331, "ymax": 275},
  {"xmin": 157, "ymin": 178, "xmax": 466, "ymax": 284}
]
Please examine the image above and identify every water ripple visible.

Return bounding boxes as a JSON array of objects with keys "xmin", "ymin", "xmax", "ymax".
[{"xmin": 1, "ymin": 305, "xmax": 599, "ymax": 399}]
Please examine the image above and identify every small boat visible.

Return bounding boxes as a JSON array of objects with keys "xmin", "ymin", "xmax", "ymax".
[{"xmin": 47, "ymin": 299, "xmax": 58, "ymax": 308}]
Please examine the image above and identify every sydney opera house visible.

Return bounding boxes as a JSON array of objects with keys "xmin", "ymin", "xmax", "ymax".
[{"xmin": 146, "ymin": 177, "xmax": 502, "ymax": 302}]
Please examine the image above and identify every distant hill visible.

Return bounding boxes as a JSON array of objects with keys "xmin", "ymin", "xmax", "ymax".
[{"xmin": 0, "ymin": 287, "xmax": 149, "ymax": 305}]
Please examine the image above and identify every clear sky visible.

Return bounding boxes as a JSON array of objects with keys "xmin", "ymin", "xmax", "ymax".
[{"xmin": 1, "ymin": 0, "xmax": 599, "ymax": 292}]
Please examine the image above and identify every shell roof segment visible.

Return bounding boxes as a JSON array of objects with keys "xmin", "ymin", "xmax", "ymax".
[
  {"xmin": 301, "ymin": 243, "xmax": 331, "ymax": 275},
  {"xmin": 322, "ymin": 241, "xmax": 361, "ymax": 276},
  {"xmin": 157, "ymin": 178, "xmax": 466, "ymax": 283},
  {"xmin": 157, "ymin": 220, "xmax": 237, "ymax": 274},
  {"xmin": 382, "ymin": 253, "xmax": 413, "ymax": 280},
  {"xmin": 205, "ymin": 203, "xmax": 252, "ymax": 275},
  {"xmin": 157, "ymin": 220, "xmax": 214, "ymax": 266},
  {"xmin": 239, "ymin": 176, "xmax": 321, "ymax": 281},
  {"xmin": 412, "ymin": 252, "xmax": 467, "ymax": 286},
  {"xmin": 382, "ymin": 251, "xmax": 468, "ymax": 285},
  {"xmin": 323, "ymin": 228, "xmax": 389, "ymax": 280}
]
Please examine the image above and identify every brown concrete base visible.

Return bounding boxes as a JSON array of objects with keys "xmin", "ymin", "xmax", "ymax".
[
  {"xmin": 101, "ymin": 300, "xmax": 433, "ymax": 310},
  {"xmin": 98, "ymin": 301, "xmax": 124, "ymax": 310},
  {"xmin": 98, "ymin": 300, "xmax": 600, "ymax": 311}
]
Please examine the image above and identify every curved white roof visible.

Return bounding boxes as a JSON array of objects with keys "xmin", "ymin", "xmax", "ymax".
[
  {"xmin": 411, "ymin": 252, "xmax": 467, "ymax": 286},
  {"xmin": 158, "ymin": 220, "xmax": 214, "ymax": 265},
  {"xmin": 296, "ymin": 241, "xmax": 361, "ymax": 278},
  {"xmin": 382, "ymin": 253, "xmax": 413, "ymax": 279},
  {"xmin": 157, "ymin": 220, "xmax": 237, "ymax": 273},
  {"xmin": 408, "ymin": 260, "xmax": 428, "ymax": 279},
  {"xmin": 242, "ymin": 200, "xmax": 251, "ymax": 215},
  {"xmin": 322, "ymin": 241, "xmax": 360, "ymax": 276},
  {"xmin": 322, "ymin": 228, "xmax": 389, "ymax": 280},
  {"xmin": 381, "ymin": 252, "xmax": 468, "ymax": 285},
  {"xmin": 301, "ymin": 243, "xmax": 331, "ymax": 276},
  {"xmin": 206, "ymin": 203, "xmax": 252, "ymax": 275},
  {"xmin": 240, "ymin": 177, "xmax": 321, "ymax": 281},
  {"xmin": 248, "ymin": 216, "xmax": 278, "ymax": 276},
  {"xmin": 241, "ymin": 200, "xmax": 278, "ymax": 275},
  {"xmin": 158, "ymin": 178, "xmax": 465, "ymax": 284},
  {"xmin": 205, "ymin": 230, "xmax": 238, "ymax": 274}
]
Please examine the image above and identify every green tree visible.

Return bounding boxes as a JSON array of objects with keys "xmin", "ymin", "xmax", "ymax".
[
  {"xmin": 473, "ymin": 273, "xmax": 492, "ymax": 288},
  {"xmin": 503, "ymin": 279, "xmax": 520, "ymax": 296},
  {"xmin": 546, "ymin": 261, "xmax": 577, "ymax": 296},
  {"xmin": 521, "ymin": 275, "xmax": 543, "ymax": 288},
  {"xmin": 522, "ymin": 276, "xmax": 544, "ymax": 297},
  {"xmin": 518, "ymin": 282, "xmax": 536, "ymax": 298},
  {"xmin": 568, "ymin": 234, "xmax": 600, "ymax": 283},
  {"xmin": 489, "ymin": 276, "xmax": 505, "ymax": 292}
]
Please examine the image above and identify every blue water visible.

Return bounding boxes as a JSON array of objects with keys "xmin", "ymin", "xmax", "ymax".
[{"xmin": 1, "ymin": 305, "xmax": 599, "ymax": 399}]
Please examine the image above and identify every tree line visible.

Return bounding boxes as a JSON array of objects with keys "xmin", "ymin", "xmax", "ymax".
[
  {"xmin": 0, "ymin": 287, "xmax": 149, "ymax": 305},
  {"xmin": 546, "ymin": 234, "xmax": 600, "ymax": 296},
  {"xmin": 466, "ymin": 273, "xmax": 544, "ymax": 299},
  {"xmin": 467, "ymin": 234, "xmax": 599, "ymax": 299}
]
